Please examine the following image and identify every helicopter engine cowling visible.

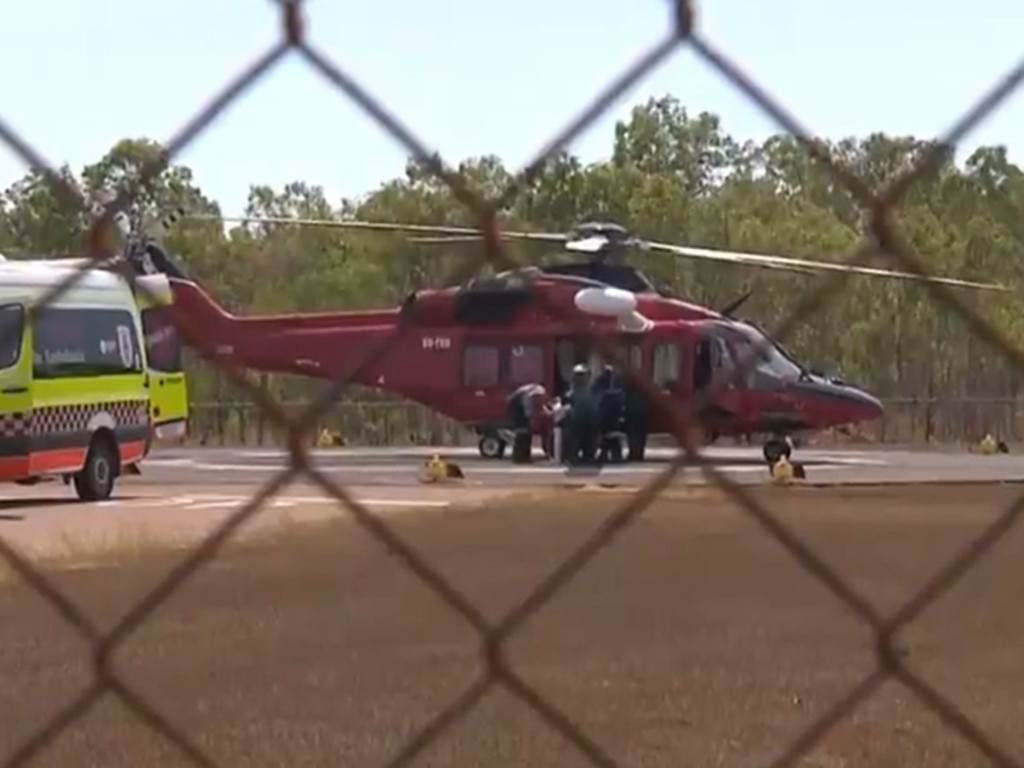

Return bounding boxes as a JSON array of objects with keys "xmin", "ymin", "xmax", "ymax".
[{"xmin": 573, "ymin": 286, "xmax": 652, "ymax": 333}]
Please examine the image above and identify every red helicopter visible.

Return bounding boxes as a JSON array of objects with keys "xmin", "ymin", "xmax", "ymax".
[{"xmin": 123, "ymin": 215, "xmax": 1005, "ymax": 464}]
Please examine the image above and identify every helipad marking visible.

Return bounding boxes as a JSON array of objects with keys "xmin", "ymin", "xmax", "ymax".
[
  {"xmin": 462, "ymin": 465, "xmax": 772, "ymax": 474},
  {"xmin": 805, "ymin": 455, "xmax": 887, "ymax": 466},
  {"xmin": 123, "ymin": 498, "xmax": 192, "ymax": 508},
  {"xmin": 180, "ymin": 461, "xmax": 881, "ymax": 475},
  {"xmin": 106, "ymin": 495, "xmax": 450, "ymax": 511},
  {"xmin": 189, "ymin": 500, "xmax": 242, "ymax": 510},
  {"xmin": 183, "ymin": 461, "xmax": 759, "ymax": 474},
  {"xmin": 357, "ymin": 499, "xmax": 450, "ymax": 507}
]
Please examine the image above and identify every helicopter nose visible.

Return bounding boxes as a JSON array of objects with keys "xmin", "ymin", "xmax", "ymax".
[
  {"xmin": 843, "ymin": 386, "xmax": 883, "ymax": 421},
  {"xmin": 793, "ymin": 378, "xmax": 883, "ymax": 425}
]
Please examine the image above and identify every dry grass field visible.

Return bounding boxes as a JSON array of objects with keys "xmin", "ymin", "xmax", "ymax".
[{"xmin": 2, "ymin": 483, "xmax": 1024, "ymax": 768}]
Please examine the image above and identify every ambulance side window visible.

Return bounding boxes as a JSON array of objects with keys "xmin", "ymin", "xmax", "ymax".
[
  {"xmin": 0, "ymin": 304, "xmax": 24, "ymax": 369},
  {"xmin": 141, "ymin": 306, "xmax": 182, "ymax": 373},
  {"xmin": 33, "ymin": 307, "xmax": 142, "ymax": 378}
]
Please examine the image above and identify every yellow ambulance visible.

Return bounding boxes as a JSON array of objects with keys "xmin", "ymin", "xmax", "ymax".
[
  {"xmin": 0, "ymin": 259, "xmax": 189, "ymax": 500},
  {"xmin": 47, "ymin": 256, "xmax": 190, "ymax": 444}
]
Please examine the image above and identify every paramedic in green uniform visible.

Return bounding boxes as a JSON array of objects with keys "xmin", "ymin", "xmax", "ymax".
[
  {"xmin": 562, "ymin": 364, "xmax": 600, "ymax": 463},
  {"xmin": 623, "ymin": 378, "xmax": 649, "ymax": 461}
]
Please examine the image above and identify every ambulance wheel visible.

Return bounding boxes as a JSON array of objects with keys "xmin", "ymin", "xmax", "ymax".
[
  {"xmin": 763, "ymin": 437, "xmax": 792, "ymax": 465},
  {"xmin": 478, "ymin": 434, "xmax": 506, "ymax": 459},
  {"xmin": 74, "ymin": 436, "xmax": 118, "ymax": 501}
]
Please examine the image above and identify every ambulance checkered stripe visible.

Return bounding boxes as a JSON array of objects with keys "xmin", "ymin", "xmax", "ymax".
[
  {"xmin": 0, "ymin": 400, "xmax": 149, "ymax": 437},
  {"xmin": 0, "ymin": 413, "xmax": 27, "ymax": 437}
]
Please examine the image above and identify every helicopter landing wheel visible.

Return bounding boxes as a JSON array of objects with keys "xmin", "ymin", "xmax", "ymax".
[
  {"xmin": 478, "ymin": 433, "xmax": 506, "ymax": 460},
  {"xmin": 763, "ymin": 436, "xmax": 792, "ymax": 465}
]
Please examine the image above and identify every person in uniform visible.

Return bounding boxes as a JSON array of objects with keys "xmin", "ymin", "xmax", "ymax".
[
  {"xmin": 592, "ymin": 364, "xmax": 626, "ymax": 461},
  {"xmin": 561, "ymin": 364, "xmax": 600, "ymax": 464},
  {"xmin": 622, "ymin": 377, "xmax": 649, "ymax": 461}
]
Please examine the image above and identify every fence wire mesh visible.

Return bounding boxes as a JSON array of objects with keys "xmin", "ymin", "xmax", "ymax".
[{"xmin": 2, "ymin": 1, "xmax": 1024, "ymax": 766}]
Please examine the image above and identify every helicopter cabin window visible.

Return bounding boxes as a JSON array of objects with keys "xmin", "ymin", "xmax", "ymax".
[
  {"xmin": 593, "ymin": 338, "xmax": 643, "ymax": 374},
  {"xmin": 652, "ymin": 343, "xmax": 682, "ymax": 389},
  {"xmin": 624, "ymin": 342, "xmax": 643, "ymax": 373},
  {"xmin": 462, "ymin": 343, "xmax": 500, "ymax": 388},
  {"xmin": 507, "ymin": 344, "xmax": 544, "ymax": 387}
]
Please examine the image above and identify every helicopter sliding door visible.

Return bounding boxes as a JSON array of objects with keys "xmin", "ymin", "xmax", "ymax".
[
  {"xmin": 636, "ymin": 330, "xmax": 684, "ymax": 435},
  {"xmin": 692, "ymin": 327, "xmax": 751, "ymax": 432}
]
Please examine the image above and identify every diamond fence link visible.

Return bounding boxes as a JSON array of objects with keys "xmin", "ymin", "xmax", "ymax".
[{"xmin": 0, "ymin": 0, "xmax": 1023, "ymax": 766}]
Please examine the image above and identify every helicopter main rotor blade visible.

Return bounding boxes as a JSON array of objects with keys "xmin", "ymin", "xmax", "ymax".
[
  {"xmin": 407, "ymin": 232, "xmax": 570, "ymax": 248},
  {"xmin": 199, "ymin": 215, "xmax": 489, "ymax": 236},
  {"xmin": 647, "ymin": 241, "xmax": 1009, "ymax": 292},
  {"xmin": 406, "ymin": 236, "xmax": 490, "ymax": 244},
  {"xmin": 643, "ymin": 241, "xmax": 817, "ymax": 275},
  {"xmin": 192, "ymin": 214, "xmax": 571, "ymax": 244}
]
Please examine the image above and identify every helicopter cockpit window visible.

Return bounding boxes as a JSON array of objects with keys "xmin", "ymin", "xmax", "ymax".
[
  {"xmin": 462, "ymin": 344, "xmax": 500, "ymax": 388},
  {"xmin": 730, "ymin": 324, "xmax": 802, "ymax": 380},
  {"xmin": 508, "ymin": 343, "xmax": 544, "ymax": 386}
]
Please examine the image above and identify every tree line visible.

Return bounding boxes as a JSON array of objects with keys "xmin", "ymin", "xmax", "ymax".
[{"xmin": 1, "ymin": 94, "xmax": 1022, "ymax": 440}]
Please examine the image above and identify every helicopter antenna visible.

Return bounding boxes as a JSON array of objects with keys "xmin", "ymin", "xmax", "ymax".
[{"xmin": 719, "ymin": 289, "xmax": 753, "ymax": 318}]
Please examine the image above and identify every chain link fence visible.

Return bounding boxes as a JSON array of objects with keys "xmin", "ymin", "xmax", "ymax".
[
  {"xmin": 185, "ymin": 397, "xmax": 1024, "ymax": 448},
  {"xmin": 3, "ymin": 1, "xmax": 1024, "ymax": 766}
]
